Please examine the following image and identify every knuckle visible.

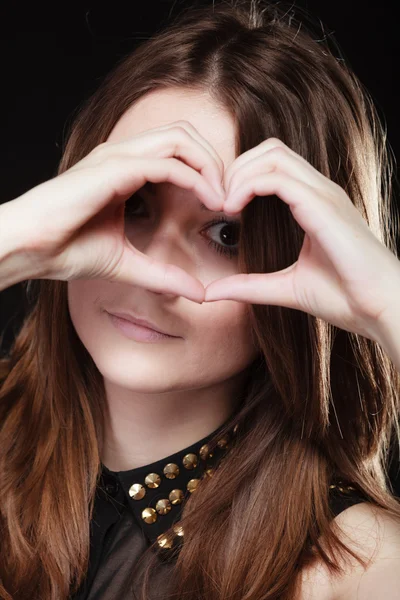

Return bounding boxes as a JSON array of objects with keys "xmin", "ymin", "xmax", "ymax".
[
  {"xmin": 271, "ymin": 137, "xmax": 286, "ymax": 147},
  {"xmin": 86, "ymin": 143, "xmax": 114, "ymax": 167},
  {"xmin": 262, "ymin": 137, "xmax": 286, "ymax": 150},
  {"xmin": 269, "ymin": 145, "xmax": 287, "ymax": 158},
  {"xmin": 102, "ymin": 154, "xmax": 124, "ymax": 172},
  {"xmin": 171, "ymin": 125, "xmax": 191, "ymax": 142},
  {"xmin": 266, "ymin": 147, "xmax": 288, "ymax": 169},
  {"xmin": 90, "ymin": 142, "xmax": 108, "ymax": 158},
  {"xmin": 175, "ymin": 119, "xmax": 193, "ymax": 130}
]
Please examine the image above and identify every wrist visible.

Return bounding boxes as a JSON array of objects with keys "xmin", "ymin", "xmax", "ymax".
[
  {"xmin": 0, "ymin": 200, "xmax": 46, "ymax": 291},
  {"xmin": 372, "ymin": 302, "xmax": 400, "ymax": 373}
]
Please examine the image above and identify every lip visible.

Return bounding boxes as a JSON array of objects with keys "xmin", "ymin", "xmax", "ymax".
[{"xmin": 106, "ymin": 311, "xmax": 177, "ymax": 337}]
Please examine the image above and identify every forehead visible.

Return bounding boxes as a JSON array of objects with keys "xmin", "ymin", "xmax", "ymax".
[{"xmin": 107, "ymin": 87, "xmax": 237, "ymax": 170}]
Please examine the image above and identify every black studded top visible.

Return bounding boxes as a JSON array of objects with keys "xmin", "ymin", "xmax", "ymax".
[{"xmin": 69, "ymin": 419, "xmax": 368, "ymax": 600}]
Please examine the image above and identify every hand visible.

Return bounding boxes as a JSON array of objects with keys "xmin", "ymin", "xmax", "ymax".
[
  {"xmin": 204, "ymin": 138, "xmax": 400, "ymax": 342},
  {"xmin": 2, "ymin": 121, "xmax": 225, "ymax": 302}
]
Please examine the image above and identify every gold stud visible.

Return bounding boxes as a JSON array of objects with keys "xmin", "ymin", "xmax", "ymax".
[
  {"xmin": 129, "ymin": 483, "xmax": 146, "ymax": 500},
  {"xmin": 144, "ymin": 473, "xmax": 161, "ymax": 488},
  {"xmin": 142, "ymin": 507, "xmax": 157, "ymax": 524},
  {"xmin": 182, "ymin": 453, "xmax": 198, "ymax": 470},
  {"xmin": 199, "ymin": 444, "xmax": 210, "ymax": 461},
  {"xmin": 156, "ymin": 498, "xmax": 172, "ymax": 515},
  {"xmin": 157, "ymin": 532, "xmax": 174, "ymax": 548},
  {"xmin": 163, "ymin": 463, "xmax": 180, "ymax": 479},
  {"xmin": 338, "ymin": 485, "xmax": 355, "ymax": 494},
  {"xmin": 187, "ymin": 478, "xmax": 200, "ymax": 493},
  {"xmin": 173, "ymin": 524, "xmax": 184, "ymax": 536},
  {"xmin": 329, "ymin": 482, "xmax": 356, "ymax": 493},
  {"xmin": 217, "ymin": 435, "xmax": 229, "ymax": 448},
  {"xmin": 169, "ymin": 489, "xmax": 184, "ymax": 505},
  {"xmin": 203, "ymin": 468, "xmax": 214, "ymax": 479}
]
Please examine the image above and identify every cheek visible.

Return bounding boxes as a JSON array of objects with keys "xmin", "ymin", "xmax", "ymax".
[
  {"xmin": 67, "ymin": 280, "xmax": 107, "ymax": 344},
  {"xmin": 189, "ymin": 301, "xmax": 258, "ymax": 369},
  {"xmin": 66, "ymin": 281, "xmax": 258, "ymax": 391}
]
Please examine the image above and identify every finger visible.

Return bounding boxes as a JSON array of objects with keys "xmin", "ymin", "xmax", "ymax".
[
  {"xmin": 27, "ymin": 156, "xmax": 224, "ymax": 253},
  {"xmin": 223, "ymin": 138, "xmax": 329, "ymax": 197},
  {"xmin": 223, "ymin": 171, "xmax": 331, "ymax": 235},
  {"xmin": 157, "ymin": 121, "xmax": 225, "ymax": 189},
  {"xmin": 223, "ymin": 170, "xmax": 377, "ymax": 284},
  {"xmin": 120, "ymin": 156, "xmax": 224, "ymax": 210},
  {"xmin": 204, "ymin": 265, "xmax": 297, "ymax": 307},
  {"xmin": 118, "ymin": 122, "xmax": 225, "ymax": 197},
  {"xmin": 117, "ymin": 248, "xmax": 206, "ymax": 304},
  {"xmin": 225, "ymin": 146, "xmax": 330, "ymax": 203},
  {"xmin": 100, "ymin": 154, "xmax": 224, "ymax": 212},
  {"xmin": 223, "ymin": 170, "xmax": 316, "ymax": 214}
]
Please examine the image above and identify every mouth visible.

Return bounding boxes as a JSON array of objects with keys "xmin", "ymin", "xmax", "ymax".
[{"xmin": 106, "ymin": 311, "xmax": 180, "ymax": 342}]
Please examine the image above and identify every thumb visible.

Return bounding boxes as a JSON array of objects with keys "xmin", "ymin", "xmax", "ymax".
[
  {"xmin": 115, "ymin": 249, "xmax": 206, "ymax": 304},
  {"xmin": 204, "ymin": 263, "xmax": 298, "ymax": 307}
]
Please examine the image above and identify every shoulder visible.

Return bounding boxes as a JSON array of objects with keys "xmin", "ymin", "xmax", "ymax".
[{"xmin": 299, "ymin": 501, "xmax": 400, "ymax": 600}]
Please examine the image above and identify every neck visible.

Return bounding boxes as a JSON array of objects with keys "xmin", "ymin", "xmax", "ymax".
[{"xmin": 100, "ymin": 373, "xmax": 246, "ymax": 472}]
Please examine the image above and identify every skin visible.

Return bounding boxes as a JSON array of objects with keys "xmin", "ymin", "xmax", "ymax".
[
  {"xmin": 67, "ymin": 88, "xmax": 260, "ymax": 471},
  {"xmin": 67, "ymin": 88, "xmax": 400, "ymax": 597}
]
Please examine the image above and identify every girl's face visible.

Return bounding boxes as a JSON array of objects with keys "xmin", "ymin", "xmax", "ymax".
[{"xmin": 68, "ymin": 88, "xmax": 260, "ymax": 395}]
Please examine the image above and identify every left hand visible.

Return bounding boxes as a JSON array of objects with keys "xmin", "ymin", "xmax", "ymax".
[{"xmin": 204, "ymin": 138, "xmax": 400, "ymax": 342}]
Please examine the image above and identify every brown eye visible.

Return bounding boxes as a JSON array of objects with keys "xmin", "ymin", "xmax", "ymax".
[
  {"xmin": 124, "ymin": 193, "xmax": 146, "ymax": 219},
  {"xmin": 124, "ymin": 197, "xmax": 240, "ymax": 260},
  {"xmin": 201, "ymin": 218, "xmax": 240, "ymax": 259}
]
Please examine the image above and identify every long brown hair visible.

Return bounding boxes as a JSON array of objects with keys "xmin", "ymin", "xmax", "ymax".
[{"xmin": 1, "ymin": 1, "xmax": 399, "ymax": 598}]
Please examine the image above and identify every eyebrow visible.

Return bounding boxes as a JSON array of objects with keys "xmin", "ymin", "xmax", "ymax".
[{"xmin": 142, "ymin": 182, "xmax": 235, "ymax": 216}]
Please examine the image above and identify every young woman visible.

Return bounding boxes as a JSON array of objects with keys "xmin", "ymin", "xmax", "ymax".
[{"xmin": 1, "ymin": 1, "xmax": 400, "ymax": 598}]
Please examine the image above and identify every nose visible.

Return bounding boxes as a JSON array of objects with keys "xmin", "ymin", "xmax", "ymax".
[
  {"xmin": 139, "ymin": 226, "xmax": 194, "ymax": 299},
  {"xmin": 140, "ymin": 223, "xmax": 194, "ymax": 272}
]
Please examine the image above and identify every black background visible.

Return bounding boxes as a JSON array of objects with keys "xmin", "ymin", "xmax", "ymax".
[{"xmin": 1, "ymin": 1, "xmax": 399, "ymax": 492}]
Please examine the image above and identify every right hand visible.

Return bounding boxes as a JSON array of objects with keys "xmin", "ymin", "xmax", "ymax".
[{"xmin": 1, "ymin": 121, "xmax": 226, "ymax": 303}]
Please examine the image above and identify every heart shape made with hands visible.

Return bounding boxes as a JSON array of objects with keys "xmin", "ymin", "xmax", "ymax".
[{"xmin": 202, "ymin": 137, "xmax": 400, "ymax": 344}]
